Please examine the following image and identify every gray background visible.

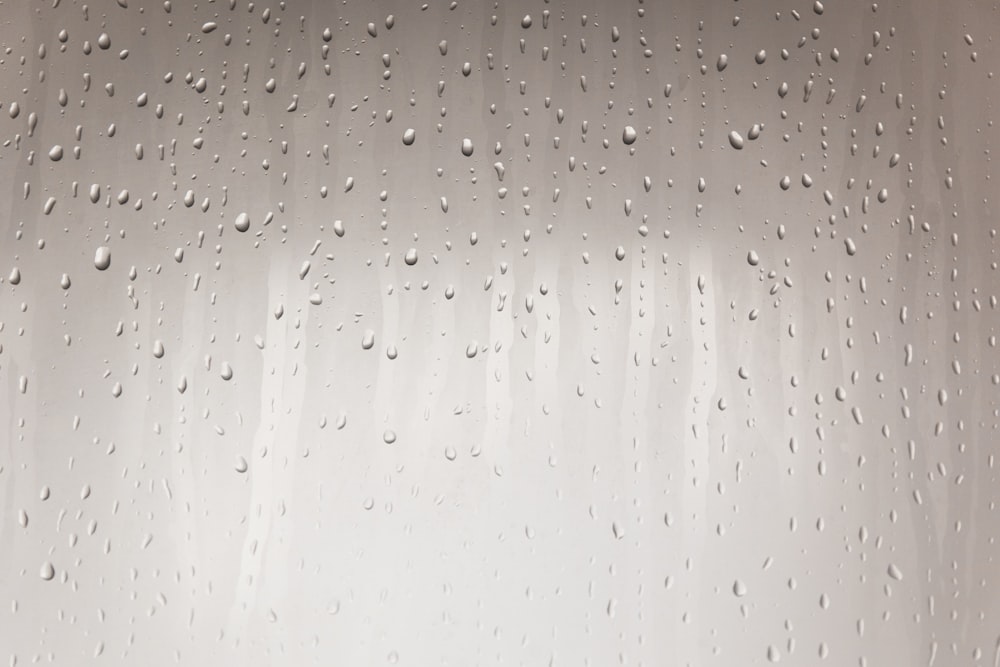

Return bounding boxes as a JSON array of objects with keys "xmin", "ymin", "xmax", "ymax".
[{"xmin": 0, "ymin": 0, "xmax": 998, "ymax": 664}]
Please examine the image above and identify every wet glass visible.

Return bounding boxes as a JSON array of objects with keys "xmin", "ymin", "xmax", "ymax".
[{"xmin": 1, "ymin": 1, "xmax": 998, "ymax": 664}]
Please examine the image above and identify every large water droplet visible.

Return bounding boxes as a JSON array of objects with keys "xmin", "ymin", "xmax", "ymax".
[{"xmin": 94, "ymin": 246, "xmax": 111, "ymax": 270}]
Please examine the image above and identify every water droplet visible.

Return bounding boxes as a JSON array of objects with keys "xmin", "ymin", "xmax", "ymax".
[
  {"xmin": 94, "ymin": 246, "xmax": 111, "ymax": 270},
  {"xmin": 362, "ymin": 330, "xmax": 375, "ymax": 350},
  {"xmin": 623, "ymin": 126, "xmax": 637, "ymax": 145}
]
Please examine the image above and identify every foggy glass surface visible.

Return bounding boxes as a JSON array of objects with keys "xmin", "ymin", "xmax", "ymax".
[{"xmin": 1, "ymin": 1, "xmax": 998, "ymax": 665}]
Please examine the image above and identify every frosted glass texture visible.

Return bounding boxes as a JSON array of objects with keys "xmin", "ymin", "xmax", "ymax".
[{"xmin": 1, "ymin": 1, "xmax": 998, "ymax": 665}]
